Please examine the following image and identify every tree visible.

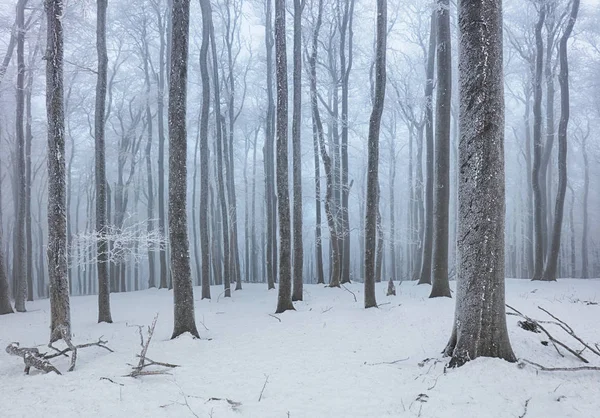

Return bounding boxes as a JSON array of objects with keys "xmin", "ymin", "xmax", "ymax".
[
  {"xmin": 430, "ymin": 0, "xmax": 452, "ymax": 298},
  {"xmin": 95, "ymin": 0, "xmax": 113, "ymax": 323},
  {"xmin": 364, "ymin": 0, "xmax": 386, "ymax": 309},
  {"xmin": 443, "ymin": 0, "xmax": 516, "ymax": 367},
  {"xmin": 291, "ymin": 0, "xmax": 304, "ymax": 302},
  {"xmin": 0, "ymin": 225, "xmax": 13, "ymax": 314},
  {"xmin": 168, "ymin": 0, "xmax": 199, "ymax": 339},
  {"xmin": 417, "ymin": 11, "xmax": 436, "ymax": 286},
  {"xmin": 199, "ymin": 0, "xmax": 211, "ymax": 299},
  {"xmin": 14, "ymin": 0, "xmax": 27, "ymax": 312},
  {"xmin": 274, "ymin": 0, "xmax": 294, "ymax": 314},
  {"xmin": 542, "ymin": 0, "xmax": 579, "ymax": 281},
  {"xmin": 45, "ymin": 0, "xmax": 72, "ymax": 342},
  {"xmin": 579, "ymin": 124, "xmax": 589, "ymax": 278}
]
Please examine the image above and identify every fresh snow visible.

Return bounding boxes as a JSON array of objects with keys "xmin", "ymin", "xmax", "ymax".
[{"xmin": 1, "ymin": 279, "xmax": 599, "ymax": 417}]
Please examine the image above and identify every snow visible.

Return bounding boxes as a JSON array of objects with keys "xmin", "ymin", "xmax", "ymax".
[{"xmin": 1, "ymin": 279, "xmax": 599, "ymax": 417}]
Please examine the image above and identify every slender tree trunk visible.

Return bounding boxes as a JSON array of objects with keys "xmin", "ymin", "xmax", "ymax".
[
  {"xmin": 46, "ymin": 0, "xmax": 72, "ymax": 342},
  {"xmin": 251, "ymin": 129, "xmax": 258, "ymax": 283},
  {"xmin": 444, "ymin": 0, "xmax": 515, "ymax": 367},
  {"xmin": 364, "ymin": 0, "xmax": 386, "ymax": 308},
  {"xmin": 531, "ymin": 7, "xmax": 545, "ymax": 281},
  {"xmin": 542, "ymin": 0, "xmax": 579, "ymax": 282},
  {"xmin": 25, "ymin": 54, "xmax": 34, "ymax": 301},
  {"xmin": 274, "ymin": 0, "xmax": 294, "ymax": 314},
  {"xmin": 169, "ymin": 0, "xmax": 199, "ymax": 339},
  {"xmin": 0, "ymin": 225, "xmax": 13, "ymax": 314},
  {"xmin": 418, "ymin": 12, "xmax": 437, "ymax": 286},
  {"xmin": 157, "ymin": 3, "xmax": 168, "ymax": 290},
  {"xmin": 430, "ymin": 0, "xmax": 452, "ymax": 298},
  {"xmin": 581, "ymin": 131, "xmax": 589, "ymax": 278},
  {"xmin": 375, "ymin": 204, "xmax": 384, "ymax": 284},
  {"xmin": 291, "ymin": 0, "xmax": 304, "ymax": 301}
]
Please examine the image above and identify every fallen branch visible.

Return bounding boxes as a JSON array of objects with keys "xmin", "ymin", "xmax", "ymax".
[
  {"xmin": 268, "ymin": 314, "xmax": 281, "ymax": 322},
  {"xmin": 341, "ymin": 284, "xmax": 357, "ymax": 302},
  {"xmin": 100, "ymin": 377, "xmax": 124, "ymax": 386},
  {"xmin": 44, "ymin": 337, "xmax": 113, "ymax": 360},
  {"xmin": 6, "ymin": 343, "xmax": 61, "ymax": 375},
  {"xmin": 128, "ymin": 314, "xmax": 178, "ymax": 377},
  {"xmin": 520, "ymin": 359, "xmax": 600, "ymax": 372},
  {"xmin": 519, "ymin": 398, "xmax": 531, "ymax": 418},
  {"xmin": 365, "ymin": 357, "xmax": 409, "ymax": 366},
  {"xmin": 258, "ymin": 374, "xmax": 269, "ymax": 402},
  {"xmin": 537, "ymin": 306, "xmax": 600, "ymax": 358}
]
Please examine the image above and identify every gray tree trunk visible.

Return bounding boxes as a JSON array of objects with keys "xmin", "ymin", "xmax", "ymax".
[
  {"xmin": 364, "ymin": 0, "xmax": 386, "ymax": 309},
  {"xmin": 542, "ymin": 0, "xmax": 579, "ymax": 282},
  {"xmin": 581, "ymin": 129, "xmax": 589, "ymax": 278},
  {"xmin": 168, "ymin": 0, "xmax": 199, "ymax": 339},
  {"xmin": 531, "ymin": 6, "xmax": 546, "ymax": 281},
  {"xmin": 46, "ymin": 0, "xmax": 71, "ymax": 342},
  {"xmin": 430, "ymin": 0, "xmax": 452, "ymax": 298},
  {"xmin": 444, "ymin": 0, "xmax": 515, "ymax": 367},
  {"xmin": 274, "ymin": 0, "xmax": 294, "ymax": 314},
  {"xmin": 291, "ymin": 0, "xmax": 304, "ymax": 302},
  {"xmin": 418, "ymin": 11, "xmax": 437, "ymax": 286}
]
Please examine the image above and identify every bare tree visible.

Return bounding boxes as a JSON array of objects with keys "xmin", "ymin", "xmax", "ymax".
[
  {"xmin": 364, "ymin": 0, "xmax": 386, "ymax": 309},
  {"xmin": 0, "ymin": 225, "xmax": 13, "ymax": 314},
  {"xmin": 430, "ymin": 0, "xmax": 452, "ymax": 298},
  {"xmin": 542, "ymin": 0, "xmax": 579, "ymax": 281},
  {"xmin": 45, "ymin": 0, "xmax": 71, "ymax": 342},
  {"xmin": 443, "ymin": 0, "xmax": 515, "ymax": 367},
  {"xmin": 95, "ymin": 0, "xmax": 112, "ymax": 323},
  {"xmin": 274, "ymin": 0, "xmax": 294, "ymax": 314},
  {"xmin": 169, "ymin": 0, "xmax": 199, "ymax": 339}
]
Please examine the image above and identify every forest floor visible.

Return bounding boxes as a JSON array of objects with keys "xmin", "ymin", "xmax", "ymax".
[{"xmin": 1, "ymin": 279, "xmax": 599, "ymax": 417}]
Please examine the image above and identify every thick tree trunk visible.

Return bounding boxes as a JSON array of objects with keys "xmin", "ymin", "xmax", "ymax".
[
  {"xmin": 444, "ymin": 0, "xmax": 515, "ymax": 367},
  {"xmin": 542, "ymin": 0, "xmax": 579, "ymax": 282},
  {"xmin": 531, "ymin": 7, "xmax": 545, "ymax": 281},
  {"xmin": 274, "ymin": 0, "xmax": 294, "ymax": 314},
  {"xmin": 418, "ymin": 12, "xmax": 437, "ymax": 286},
  {"xmin": 430, "ymin": 0, "xmax": 452, "ymax": 298},
  {"xmin": 169, "ymin": 0, "xmax": 199, "ymax": 339},
  {"xmin": 46, "ymin": 0, "xmax": 71, "ymax": 342},
  {"xmin": 364, "ymin": 0, "xmax": 386, "ymax": 308},
  {"xmin": 291, "ymin": 0, "xmax": 304, "ymax": 301}
]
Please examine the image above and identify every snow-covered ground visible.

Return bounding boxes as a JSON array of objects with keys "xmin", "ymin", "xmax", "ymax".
[{"xmin": 1, "ymin": 279, "xmax": 599, "ymax": 418}]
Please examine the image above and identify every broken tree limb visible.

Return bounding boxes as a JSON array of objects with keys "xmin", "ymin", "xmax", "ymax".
[
  {"xmin": 44, "ymin": 337, "xmax": 113, "ymax": 360},
  {"xmin": 6, "ymin": 343, "xmax": 61, "ymax": 375},
  {"xmin": 127, "ymin": 314, "xmax": 178, "ymax": 377},
  {"xmin": 520, "ymin": 359, "xmax": 600, "ymax": 372},
  {"xmin": 537, "ymin": 306, "xmax": 600, "ymax": 358}
]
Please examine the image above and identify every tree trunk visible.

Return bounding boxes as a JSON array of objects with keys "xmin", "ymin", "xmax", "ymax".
[
  {"xmin": 542, "ymin": 0, "xmax": 579, "ymax": 282},
  {"xmin": 291, "ymin": 0, "xmax": 304, "ymax": 301},
  {"xmin": 581, "ymin": 130, "xmax": 589, "ymax": 278},
  {"xmin": 46, "ymin": 0, "xmax": 72, "ymax": 342},
  {"xmin": 364, "ymin": 0, "xmax": 386, "ymax": 308},
  {"xmin": 531, "ymin": 6, "xmax": 545, "ymax": 281},
  {"xmin": 274, "ymin": 0, "xmax": 294, "ymax": 314},
  {"xmin": 430, "ymin": 0, "xmax": 452, "ymax": 298},
  {"xmin": 444, "ymin": 0, "xmax": 515, "ymax": 367},
  {"xmin": 157, "ymin": 2, "xmax": 168, "ymax": 290},
  {"xmin": 168, "ymin": 0, "xmax": 199, "ymax": 339},
  {"xmin": 418, "ymin": 11, "xmax": 437, "ymax": 286},
  {"xmin": 25, "ymin": 50, "xmax": 34, "ymax": 301}
]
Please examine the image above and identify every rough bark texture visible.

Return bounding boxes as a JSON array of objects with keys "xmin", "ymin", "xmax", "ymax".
[
  {"xmin": 291, "ymin": 0, "xmax": 304, "ymax": 301},
  {"xmin": 531, "ymin": 6, "xmax": 545, "ymax": 281},
  {"xmin": 274, "ymin": 0, "xmax": 294, "ymax": 314},
  {"xmin": 542, "ymin": 0, "xmax": 579, "ymax": 282},
  {"xmin": 364, "ymin": 0, "xmax": 386, "ymax": 309},
  {"xmin": 418, "ymin": 12, "xmax": 436, "ymax": 286},
  {"xmin": 95, "ymin": 0, "xmax": 112, "ymax": 323},
  {"xmin": 0, "ymin": 226, "xmax": 13, "ymax": 314},
  {"xmin": 199, "ymin": 0, "xmax": 211, "ymax": 299},
  {"xmin": 430, "ymin": 0, "xmax": 452, "ymax": 299},
  {"xmin": 45, "ymin": 0, "xmax": 72, "ymax": 343},
  {"xmin": 444, "ymin": 0, "xmax": 516, "ymax": 368},
  {"xmin": 14, "ymin": 0, "xmax": 27, "ymax": 312},
  {"xmin": 168, "ymin": 0, "xmax": 199, "ymax": 339}
]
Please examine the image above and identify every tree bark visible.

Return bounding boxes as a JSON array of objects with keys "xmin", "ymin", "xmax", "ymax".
[
  {"xmin": 169, "ymin": 0, "xmax": 199, "ymax": 339},
  {"xmin": 430, "ymin": 0, "xmax": 452, "ymax": 298},
  {"xmin": 46, "ymin": 0, "xmax": 72, "ymax": 343},
  {"xmin": 364, "ymin": 0, "xmax": 386, "ymax": 309},
  {"xmin": 541, "ymin": 0, "xmax": 579, "ymax": 282},
  {"xmin": 581, "ymin": 129, "xmax": 589, "ymax": 278},
  {"xmin": 444, "ymin": 0, "xmax": 515, "ymax": 367},
  {"xmin": 274, "ymin": 0, "xmax": 294, "ymax": 314}
]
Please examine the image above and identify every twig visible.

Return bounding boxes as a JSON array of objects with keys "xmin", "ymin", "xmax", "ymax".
[
  {"xmin": 321, "ymin": 306, "xmax": 333, "ymax": 313},
  {"xmin": 268, "ymin": 314, "xmax": 281, "ymax": 322},
  {"xmin": 136, "ymin": 355, "xmax": 179, "ymax": 368},
  {"xmin": 379, "ymin": 302, "xmax": 391, "ymax": 306},
  {"xmin": 198, "ymin": 316, "xmax": 209, "ymax": 331},
  {"xmin": 43, "ymin": 337, "xmax": 113, "ymax": 360},
  {"xmin": 100, "ymin": 377, "xmax": 124, "ymax": 386},
  {"xmin": 258, "ymin": 374, "xmax": 269, "ymax": 402},
  {"xmin": 365, "ymin": 357, "xmax": 409, "ymax": 366},
  {"xmin": 538, "ymin": 306, "xmax": 600, "ymax": 357},
  {"xmin": 341, "ymin": 284, "xmax": 357, "ymax": 302},
  {"xmin": 521, "ymin": 359, "xmax": 600, "ymax": 372},
  {"xmin": 519, "ymin": 398, "xmax": 531, "ymax": 418}
]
